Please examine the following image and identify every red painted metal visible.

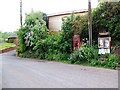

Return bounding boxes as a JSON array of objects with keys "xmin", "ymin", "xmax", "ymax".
[{"xmin": 73, "ymin": 35, "xmax": 81, "ymax": 50}]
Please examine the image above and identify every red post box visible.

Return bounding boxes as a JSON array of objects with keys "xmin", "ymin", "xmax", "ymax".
[{"xmin": 73, "ymin": 35, "xmax": 81, "ymax": 50}]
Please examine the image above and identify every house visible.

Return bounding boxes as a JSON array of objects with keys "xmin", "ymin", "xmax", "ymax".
[
  {"xmin": 8, "ymin": 34, "xmax": 18, "ymax": 45},
  {"xmin": 47, "ymin": 9, "xmax": 88, "ymax": 31}
]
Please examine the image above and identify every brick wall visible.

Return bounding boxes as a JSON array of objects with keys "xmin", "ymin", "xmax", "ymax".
[{"xmin": 14, "ymin": 38, "xmax": 18, "ymax": 46}]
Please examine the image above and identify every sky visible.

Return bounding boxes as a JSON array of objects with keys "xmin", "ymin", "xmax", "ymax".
[{"xmin": 0, "ymin": 0, "xmax": 98, "ymax": 32}]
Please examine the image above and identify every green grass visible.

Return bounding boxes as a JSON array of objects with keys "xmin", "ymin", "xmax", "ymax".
[{"xmin": 0, "ymin": 42, "xmax": 16, "ymax": 50}]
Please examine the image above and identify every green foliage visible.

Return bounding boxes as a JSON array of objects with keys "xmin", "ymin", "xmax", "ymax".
[
  {"xmin": 72, "ymin": 15, "xmax": 83, "ymax": 35},
  {"xmin": 24, "ymin": 11, "xmax": 48, "ymax": 47},
  {"xmin": 1, "ymin": 32, "xmax": 10, "ymax": 39},
  {"xmin": 60, "ymin": 14, "xmax": 74, "ymax": 53},
  {"xmin": 60, "ymin": 13, "xmax": 85, "ymax": 53},
  {"xmin": 45, "ymin": 52, "xmax": 69, "ymax": 61},
  {"xmin": 19, "ymin": 32, "xmax": 69, "ymax": 61},
  {"xmin": 17, "ymin": 11, "xmax": 48, "ymax": 55},
  {"xmin": 92, "ymin": 2, "xmax": 120, "ymax": 45},
  {"xmin": 104, "ymin": 54, "xmax": 119, "ymax": 69},
  {"xmin": 9, "ymin": 38, "xmax": 14, "ymax": 43},
  {"xmin": 69, "ymin": 44, "xmax": 119, "ymax": 69},
  {"xmin": 48, "ymin": 30, "xmax": 59, "ymax": 35},
  {"xmin": 17, "ymin": 10, "xmax": 70, "ymax": 61},
  {"xmin": 90, "ymin": 54, "xmax": 119, "ymax": 69},
  {"xmin": 69, "ymin": 45, "xmax": 98, "ymax": 64},
  {"xmin": 0, "ymin": 32, "xmax": 2, "ymax": 38},
  {"xmin": 79, "ymin": 15, "xmax": 89, "ymax": 42},
  {"xmin": 44, "ymin": 32, "xmax": 69, "ymax": 61},
  {"xmin": 74, "ymin": 2, "xmax": 120, "ymax": 45},
  {"xmin": 61, "ymin": 13, "xmax": 88, "ymax": 44},
  {"xmin": 17, "ymin": 10, "xmax": 119, "ymax": 69},
  {"xmin": 0, "ymin": 31, "xmax": 17, "ymax": 40},
  {"xmin": 17, "ymin": 28, "xmax": 26, "ymax": 53}
]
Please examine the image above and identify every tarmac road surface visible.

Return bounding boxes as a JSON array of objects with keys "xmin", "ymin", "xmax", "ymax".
[{"xmin": 1, "ymin": 50, "xmax": 118, "ymax": 88}]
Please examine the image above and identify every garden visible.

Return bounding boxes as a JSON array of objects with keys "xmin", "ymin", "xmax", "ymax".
[{"xmin": 17, "ymin": 2, "xmax": 120, "ymax": 69}]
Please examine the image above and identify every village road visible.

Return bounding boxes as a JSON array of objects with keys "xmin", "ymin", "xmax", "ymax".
[{"xmin": 1, "ymin": 50, "xmax": 118, "ymax": 88}]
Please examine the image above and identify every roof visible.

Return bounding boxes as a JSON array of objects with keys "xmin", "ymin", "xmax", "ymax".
[
  {"xmin": 8, "ymin": 33, "xmax": 17, "ymax": 39},
  {"xmin": 47, "ymin": 9, "xmax": 88, "ymax": 17}
]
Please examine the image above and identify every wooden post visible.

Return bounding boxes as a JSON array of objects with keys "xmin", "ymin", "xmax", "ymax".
[
  {"xmin": 88, "ymin": 0, "xmax": 92, "ymax": 46},
  {"xmin": 20, "ymin": 0, "xmax": 22, "ymax": 28}
]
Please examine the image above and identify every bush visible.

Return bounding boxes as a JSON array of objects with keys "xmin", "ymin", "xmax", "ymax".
[
  {"xmin": 44, "ymin": 32, "xmax": 69, "ymax": 61},
  {"xmin": 92, "ymin": 2, "xmax": 120, "ymax": 45},
  {"xmin": 68, "ymin": 45, "xmax": 98, "ymax": 64},
  {"xmin": 104, "ymin": 54, "xmax": 119, "ymax": 69},
  {"xmin": 74, "ymin": 2, "xmax": 120, "ymax": 45},
  {"xmin": 17, "ymin": 10, "xmax": 119, "ymax": 69},
  {"xmin": 17, "ymin": 28, "xmax": 26, "ymax": 53},
  {"xmin": 45, "ymin": 52, "xmax": 69, "ymax": 61},
  {"xmin": 68, "ymin": 44, "xmax": 119, "ymax": 69},
  {"xmin": 78, "ymin": 15, "xmax": 89, "ymax": 42},
  {"xmin": 60, "ymin": 14, "xmax": 74, "ymax": 53},
  {"xmin": 17, "ymin": 11, "xmax": 48, "ymax": 55},
  {"xmin": 9, "ymin": 38, "xmax": 14, "ymax": 43},
  {"xmin": 89, "ymin": 54, "xmax": 119, "ymax": 69}
]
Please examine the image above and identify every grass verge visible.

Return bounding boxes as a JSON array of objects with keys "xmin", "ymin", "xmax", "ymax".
[{"xmin": 0, "ymin": 42, "xmax": 16, "ymax": 50}]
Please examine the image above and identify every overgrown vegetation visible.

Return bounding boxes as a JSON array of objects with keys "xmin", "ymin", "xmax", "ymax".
[
  {"xmin": 9, "ymin": 38, "xmax": 14, "ymax": 43},
  {"xmin": 60, "ymin": 14, "xmax": 74, "ymax": 53},
  {"xmin": 18, "ymin": 11, "xmax": 48, "ymax": 58},
  {"xmin": 80, "ymin": 2, "xmax": 120, "ymax": 45},
  {"xmin": 18, "ymin": 11, "xmax": 85, "ymax": 60},
  {"xmin": 68, "ymin": 44, "xmax": 119, "ymax": 69},
  {"xmin": 93, "ymin": 2, "xmax": 120, "ymax": 45},
  {"xmin": 18, "ymin": 2, "xmax": 120, "ymax": 69},
  {"xmin": 68, "ymin": 45, "xmax": 98, "ymax": 64}
]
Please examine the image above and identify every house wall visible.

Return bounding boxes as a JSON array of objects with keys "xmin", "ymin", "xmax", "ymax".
[
  {"xmin": 48, "ymin": 16, "xmax": 62, "ymax": 31},
  {"xmin": 48, "ymin": 12, "xmax": 87, "ymax": 31},
  {"xmin": 14, "ymin": 38, "xmax": 18, "ymax": 46},
  {"xmin": 8, "ymin": 37, "xmax": 18, "ymax": 46}
]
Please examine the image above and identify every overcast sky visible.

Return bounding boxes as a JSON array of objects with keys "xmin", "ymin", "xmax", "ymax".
[{"xmin": 0, "ymin": 0, "xmax": 98, "ymax": 32}]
